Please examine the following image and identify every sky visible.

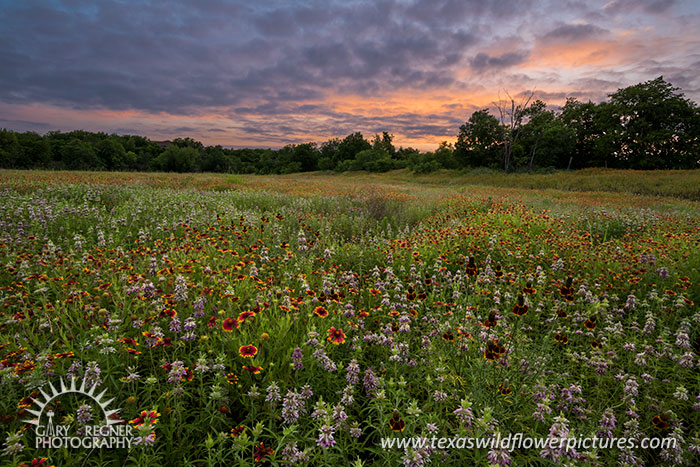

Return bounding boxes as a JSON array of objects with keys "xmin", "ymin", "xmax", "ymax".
[{"xmin": 1, "ymin": 0, "xmax": 700, "ymax": 151}]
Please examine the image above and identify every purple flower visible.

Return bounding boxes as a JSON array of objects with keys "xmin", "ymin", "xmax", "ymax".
[
  {"xmin": 349, "ymin": 422, "xmax": 362, "ymax": 439},
  {"xmin": 346, "ymin": 359, "xmax": 360, "ymax": 384},
  {"xmin": 488, "ymin": 447, "xmax": 512, "ymax": 466},
  {"xmin": 183, "ymin": 317, "xmax": 196, "ymax": 332},
  {"xmin": 317, "ymin": 424, "xmax": 336, "ymax": 449},
  {"xmin": 76, "ymin": 404, "xmax": 92, "ymax": 424},
  {"xmin": 453, "ymin": 399, "xmax": 473, "ymax": 427},
  {"xmin": 266, "ymin": 382, "xmax": 281, "ymax": 405},
  {"xmin": 169, "ymin": 317, "xmax": 181, "ymax": 333},
  {"xmin": 363, "ymin": 369, "xmax": 378, "ymax": 397},
  {"xmin": 174, "ymin": 275, "xmax": 188, "ymax": 302},
  {"xmin": 597, "ymin": 408, "xmax": 616, "ymax": 438},
  {"xmin": 433, "ymin": 390, "xmax": 447, "ymax": 402},
  {"xmin": 291, "ymin": 347, "xmax": 304, "ymax": 370},
  {"xmin": 84, "ymin": 361, "xmax": 102, "ymax": 386},
  {"xmin": 167, "ymin": 361, "xmax": 187, "ymax": 384},
  {"xmin": 282, "ymin": 390, "xmax": 306, "ymax": 424}
]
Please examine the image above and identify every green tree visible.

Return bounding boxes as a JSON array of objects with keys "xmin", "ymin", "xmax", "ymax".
[
  {"xmin": 559, "ymin": 98, "xmax": 600, "ymax": 168},
  {"xmin": 455, "ymin": 110, "xmax": 504, "ymax": 168},
  {"xmin": 292, "ymin": 142, "xmax": 319, "ymax": 172},
  {"xmin": 336, "ymin": 132, "xmax": 371, "ymax": 164},
  {"xmin": 62, "ymin": 138, "xmax": 99, "ymax": 170},
  {"xmin": 350, "ymin": 149, "xmax": 395, "ymax": 172},
  {"xmin": 96, "ymin": 137, "xmax": 127, "ymax": 170},
  {"xmin": 608, "ymin": 76, "xmax": 699, "ymax": 169},
  {"xmin": 371, "ymin": 132, "xmax": 396, "ymax": 157},
  {"xmin": 201, "ymin": 145, "xmax": 229, "ymax": 172},
  {"xmin": 16, "ymin": 132, "xmax": 52, "ymax": 168},
  {"xmin": 154, "ymin": 145, "xmax": 199, "ymax": 172},
  {"xmin": 0, "ymin": 129, "xmax": 22, "ymax": 168}
]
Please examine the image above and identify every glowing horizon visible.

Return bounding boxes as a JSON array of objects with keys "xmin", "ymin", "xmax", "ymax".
[{"xmin": 1, "ymin": 0, "xmax": 699, "ymax": 151}]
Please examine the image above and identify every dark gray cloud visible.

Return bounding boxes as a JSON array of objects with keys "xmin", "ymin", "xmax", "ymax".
[
  {"xmin": 540, "ymin": 23, "xmax": 608, "ymax": 43},
  {"xmin": 1, "ymin": 0, "xmax": 699, "ymax": 147},
  {"xmin": 0, "ymin": 117, "xmax": 51, "ymax": 130},
  {"xmin": 0, "ymin": 0, "xmax": 487, "ymax": 113},
  {"xmin": 603, "ymin": 0, "xmax": 677, "ymax": 14},
  {"xmin": 469, "ymin": 51, "xmax": 530, "ymax": 72}
]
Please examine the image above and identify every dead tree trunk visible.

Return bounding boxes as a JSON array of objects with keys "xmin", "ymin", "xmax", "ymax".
[{"xmin": 495, "ymin": 90, "xmax": 534, "ymax": 172}]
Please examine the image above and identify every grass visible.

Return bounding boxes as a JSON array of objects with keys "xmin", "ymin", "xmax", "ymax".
[{"xmin": 0, "ymin": 169, "xmax": 698, "ymax": 466}]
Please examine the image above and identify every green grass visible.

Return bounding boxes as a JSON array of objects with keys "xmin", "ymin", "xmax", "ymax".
[{"xmin": 0, "ymin": 169, "xmax": 698, "ymax": 466}]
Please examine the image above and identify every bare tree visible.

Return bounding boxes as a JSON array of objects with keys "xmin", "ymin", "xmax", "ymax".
[{"xmin": 494, "ymin": 90, "xmax": 535, "ymax": 172}]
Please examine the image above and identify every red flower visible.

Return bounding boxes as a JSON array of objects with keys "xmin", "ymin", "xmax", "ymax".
[
  {"xmin": 226, "ymin": 373, "xmax": 239, "ymax": 385},
  {"xmin": 554, "ymin": 333, "xmax": 569, "ymax": 344},
  {"xmin": 494, "ymin": 264, "xmax": 504, "ymax": 278},
  {"xmin": 129, "ymin": 410, "xmax": 160, "ymax": 427},
  {"xmin": 314, "ymin": 306, "xmax": 329, "ymax": 318},
  {"xmin": 497, "ymin": 384, "xmax": 512, "ymax": 396},
  {"xmin": 465, "ymin": 256, "xmax": 478, "ymax": 277},
  {"xmin": 239, "ymin": 345, "xmax": 258, "ymax": 358},
  {"xmin": 389, "ymin": 411, "xmax": 405, "ymax": 432},
  {"xmin": 560, "ymin": 278, "xmax": 575, "ymax": 301},
  {"xmin": 230, "ymin": 426, "xmax": 246, "ymax": 438},
  {"xmin": 207, "ymin": 316, "xmax": 218, "ymax": 328},
  {"xmin": 117, "ymin": 337, "xmax": 139, "ymax": 346},
  {"xmin": 243, "ymin": 365, "xmax": 263, "ymax": 374},
  {"xmin": 17, "ymin": 459, "xmax": 53, "ymax": 467},
  {"xmin": 484, "ymin": 340, "xmax": 506, "ymax": 361},
  {"xmin": 254, "ymin": 442, "xmax": 274, "ymax": 462},
  {"xmin": 512, "ymin": 295, "xmax": 528, "ymax": 317},
  {"xmin": 238, "ymin": 311, "xmax": 256, "ymax": 323},
  {"xmin": 483, "ymin": 311, "xmax": 498, "ymax": 329},
  {"xmin": 584, "ymin": 316, "xmax": 597, "ymax": 330},
  {"xmin": 223, "ymin": 318, "xmax": 239, "ymax": 332},
  {"xmin": 327, "ymin": 327, "xmax": 346, "ymax": 345}
]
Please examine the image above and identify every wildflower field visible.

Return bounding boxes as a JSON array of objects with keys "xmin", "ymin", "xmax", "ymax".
[{"xmin": 1, "ymin": 169, "xmax": 699, "ymax": 466}]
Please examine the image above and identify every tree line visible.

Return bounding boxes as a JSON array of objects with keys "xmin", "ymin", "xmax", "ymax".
[{"xmin": 1, "ymin": 77, "xmax": 699, "ymax": 174}]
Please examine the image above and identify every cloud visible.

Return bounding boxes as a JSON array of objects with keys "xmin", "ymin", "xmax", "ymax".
[
  {"xmin": 0, "ymin": 0, "xmax": 698, "ymax": 149},
  {"xmin": 603, "ymin": 0, "xmax": 677, "ymax": 14},
  {"xmin": 469, "ymin": 51, "xmax": 530, "ymax": 72},
  {"xmin": 539, "ymin": 23, "xmax": 609, "ymax": 43},
  {"xmin": 0, "ymin": 117, "xmax": 51, "ymax": 130}
]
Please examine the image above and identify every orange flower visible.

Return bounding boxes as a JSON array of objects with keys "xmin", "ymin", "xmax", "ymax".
[{"xmin": 314, "ymin": 306, "xmax": 329, "ymax": 318}]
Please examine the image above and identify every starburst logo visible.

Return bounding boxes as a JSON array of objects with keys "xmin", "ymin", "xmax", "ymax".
[{"xmin": 25, "ymin": 378, "xmax": 135, "ymax": 449}]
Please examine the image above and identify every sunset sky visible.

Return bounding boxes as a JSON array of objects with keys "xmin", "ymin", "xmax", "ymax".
[{"xmin": 1, "ymin": 0, "xmax": 700, "ymax": 151}]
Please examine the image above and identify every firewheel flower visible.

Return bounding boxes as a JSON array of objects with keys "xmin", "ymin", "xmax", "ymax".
[
  {"xmin": 223, "ymin": 318, "xmax": 239, "ymax": 332},
  {"xmin": 254, "ymin": 442, "xmax": 274, "ymax": 462},
  {"xmin": 327, "ymin": 327, "xmax": 346, "ymax": 345},
  {"xmin": 130, "ymin": 410, "xmax": 160, "ymax": 427},
  {"xmin": 239, "ymin": 345, "xmax": 258, "ymax": 357}
]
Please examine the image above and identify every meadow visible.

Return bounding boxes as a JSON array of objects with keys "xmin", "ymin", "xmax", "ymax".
[{"xmin": 0, "ymin": 169, "xmax": 699, "ymax": 466}]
